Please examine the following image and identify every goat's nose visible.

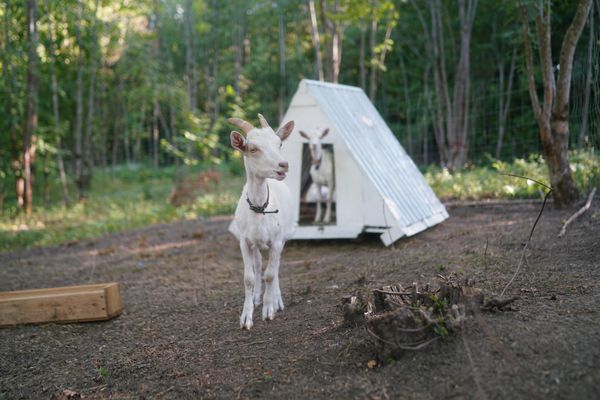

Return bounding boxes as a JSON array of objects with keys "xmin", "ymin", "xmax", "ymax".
[{"xmin": 279, "ymin": 161, "xmax": 289, "ymax": 170}]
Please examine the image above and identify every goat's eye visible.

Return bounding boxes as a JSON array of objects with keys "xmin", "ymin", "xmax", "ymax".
[{"xmin": 250, "ymin": 147, "xmax": 258, "ymax": 153}]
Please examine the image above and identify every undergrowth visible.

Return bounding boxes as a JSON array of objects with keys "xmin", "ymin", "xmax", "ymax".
[{"xmin": 424, "ymin": 149, "xmax": 599, "ymax": 201}]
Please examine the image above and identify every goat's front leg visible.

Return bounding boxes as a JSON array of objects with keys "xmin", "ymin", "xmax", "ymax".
[
  {"xmin": 239, "ymin": 239, "xmax": 257, "ymax": 329},
  {"xmin": 314, "ymin": 184, "xmax": 323, "ymax": 223},
  {"xmin": 263, "ymin": 241, "xmax": 284, "ymax": 320}
]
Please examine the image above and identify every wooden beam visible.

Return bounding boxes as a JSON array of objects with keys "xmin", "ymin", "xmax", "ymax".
[{"xmin": 0, "ymin": 282, "xmax": 123, "ymax": 327}]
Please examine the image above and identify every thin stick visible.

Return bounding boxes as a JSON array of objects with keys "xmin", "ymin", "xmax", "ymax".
[
  {"xmin": 461, "ymin": 321, "xmax": 488, "ymax": 400},
  {"xmin": 500, "ymin": 187, "xmax": 552, "ymax": 296},
  {"xmin": 365, "ymin": 326, "xmax": 439, "ymax": 350},
  {"xmin": 558, "ymin": 187, "xmax": 596, "ymax": 237},
  {"xmin": 500, "ymin": 173, "xmax": 552, "ymax": 191}
]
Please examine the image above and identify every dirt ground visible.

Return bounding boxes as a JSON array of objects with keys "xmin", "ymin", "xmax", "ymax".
[{"xmin": 1, "ymin": 202, "xmax": 599, "ymax": 400}]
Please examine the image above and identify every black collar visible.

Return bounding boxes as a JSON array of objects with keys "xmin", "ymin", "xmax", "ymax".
[{"xmin": 247, "ymin": 185, "xmax": 279, "ymax": 214}]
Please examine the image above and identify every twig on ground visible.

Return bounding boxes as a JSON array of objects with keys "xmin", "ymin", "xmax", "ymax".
[
  {"xmin": 365, "ymin": 326, "xmax": 439, "ymax": 351},
  {"xmin": 558, "ymin": 187, "xmax": 596, "ymax": 237},
  {"xmin": 241, "ymin": 339, "xmax": 272, "ymax": 347},
  {"xmin": 461, "ymin": 321, "xmax": 488, "ymax": 400},
  {"xmin": 500, "ymin": 175, "xmax": 552, "ymax": 297},
  {"xmin": 152, "ymin": 386, "xmax": 174, "ymax": 399}
]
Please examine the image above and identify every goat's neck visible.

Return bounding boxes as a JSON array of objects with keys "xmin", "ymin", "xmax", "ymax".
[
  {"xmin": 245, "ymin": 166, "xmax": 268, "ymax": 207},
  {"xmin": 312, "ymin": 145, "xmax": 323, "ymax": 164}
]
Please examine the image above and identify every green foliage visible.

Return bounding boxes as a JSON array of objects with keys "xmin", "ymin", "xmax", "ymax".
[
  {"xmin": 425, "ymin": 150, "xmax": 600, "ymax": 201},
  {"xmin": 97, "ymin": 367, "xmax": 110, "ymax": 380}
]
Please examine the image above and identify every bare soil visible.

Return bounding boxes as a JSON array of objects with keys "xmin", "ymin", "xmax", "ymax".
[{"xmin": 1, "ymin": 202, "xmax": 599, "ymax": 400}]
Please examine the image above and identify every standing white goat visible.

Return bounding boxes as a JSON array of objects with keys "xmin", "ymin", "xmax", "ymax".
[
  {"xmin": 299, "ymin": 128, "xmax": 335, "ymax": 224},
  {"xmin": 229, "ymin": 114, "xmax": 295, "ymax": 330}
]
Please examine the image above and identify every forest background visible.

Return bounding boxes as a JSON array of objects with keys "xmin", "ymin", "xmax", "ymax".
[{"xmin": 1, "ymin": 0, "xmax": 598, "ymax": 251}]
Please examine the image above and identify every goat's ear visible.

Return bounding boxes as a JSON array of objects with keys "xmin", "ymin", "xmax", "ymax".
[
  {"xmin": 230, "ymin": 131, "xmax": 247, "ymax": 152},
  {"xmin": 321, "ymin": 128, "xmax": 330, "ymax": 138},
  {"xmin": 276, "ymin": 120, "xmax": 295, "ymax": 141},
  {"xmin": 299, "ymin": 130, "xmax": 309, "ymax": 140}
]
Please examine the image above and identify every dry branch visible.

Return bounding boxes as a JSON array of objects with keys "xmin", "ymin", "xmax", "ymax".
[
  {"xmin": 341, "ymin": 275, "xmax": 516, "ymax": 360},
  {"xmin": 558, "ymin": 187, "xmax": 596, "ymax": 237},
  {"xmin": 500, "ymin": 176, "xmax": 552, "ymax": 296}
]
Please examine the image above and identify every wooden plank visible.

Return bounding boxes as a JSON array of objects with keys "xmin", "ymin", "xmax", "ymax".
[{"xmin": 0, "ymin": 282, "xmax": 123, "ymax": 327}]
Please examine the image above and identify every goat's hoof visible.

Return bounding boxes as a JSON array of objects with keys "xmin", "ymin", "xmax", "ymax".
[
  {"xmin": 240, "ymin": 320, "xmax": 253, "ymax": 330},
  {"xmin": 262, "ymin": 305, "xmax": 275, "ymax": 321},
  {"xmin": 274, "ymin": 296, "xmax": 284, "ymax": 312},
  {"xmin": 240, "ymin": 312, "xmax": 254, "ymax": 330}
]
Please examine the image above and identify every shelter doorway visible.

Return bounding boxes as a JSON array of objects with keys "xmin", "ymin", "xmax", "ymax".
[{"xmin": 299, "ymin": 143, "xmax": 336, "ymax": 226}]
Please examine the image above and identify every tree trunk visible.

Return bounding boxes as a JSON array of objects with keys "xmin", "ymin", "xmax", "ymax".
[
  {"xmin": 308, "ymin": 0, "xmax": 324, "ymax": 81},
  {"xmin": 368, "ymin": 10, "xmax": 378, "ymax": 101},
  {"xmin": 73, "ymin": 0, "xmax": 84, "ymax": 200},
  {"xmin": 577, "ymin": 9, "xmax": 593, "ymax": 147},
  {"xmin": 370, "ymin": 21, "xmax": 393, "ymax": 102},
  {"xmin": 233, "ymin": 2, "xmax": 245, "ymax": 95},
  {"xmin": 80, "ymin": 0, "xmax": 100, "ymax": 197},
  {"xmin": 23, "ymin": 0, "xmax": 39, "ymax": 215},
  {"xmin": 331, "ymin": 0, "xmax": 341, "ymax": 83},
  {"xmin": 359, "ymin": 26, "xmax": 366, "ymax": 90},
  {"xmin": 399, "ymin": 55, "xmax": 413, "ymax": 157},
  {"xmin": 184, "ymin": 0, "xmax": 197, "ymax": 110},
  {"xmin": 111, "ymin": 117, "xmax": 120, "ymax": 169},
  {"xmin": 208, "ymin": 0, "xmax": 220, "ymax": 125},
  {"xmin": 447, "ymin": 0, "xmax": 476, "ymax": 171},
  {"xmin": 495, "ymin": 48, "xmax": 516, "ymax": 159},
  {"xmin": 45, "ymin": 0, "xmax": 71, "ymax": 205},
  {"xmin": 319, "ymin": 0, "xmax": 332, "ymax": 81},
  {"xmin": 112, "ymin": 80, "xmax": 123, "ymax": 169},
  {"xmin": 44, "ymin": 0, "xmax": 71, "ymax": 207},
  {"xmin": 123, "ymin": 97, "xmax": 131, "ymax": 164},
  {"xmin": 152, "ymin": 101, "xmax": 159, "ymax": 168},
  {"xmin": 278, "ymin": 4, "xmax": 286, "ymax": 121},
  {"xmin": 3, "ymin": 1, "xmax": 23, "ymax": 209},
  {"xmin": 520, "ymin": 0, "xmax": 590, "ymax": 207}
]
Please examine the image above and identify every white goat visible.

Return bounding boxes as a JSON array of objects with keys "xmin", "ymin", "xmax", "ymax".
[
  {"xmin": 229, "ymin": 114, "xmax": 295, "ymax": 329},
  {"xmin": 299, "ymin": 128, "xmax": 335, "ymax": 224}
]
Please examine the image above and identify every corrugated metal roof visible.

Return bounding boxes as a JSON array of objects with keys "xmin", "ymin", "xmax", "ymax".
[{"xmin": 303, "ymin": 79, "xmax": 448, "ymax": 232}]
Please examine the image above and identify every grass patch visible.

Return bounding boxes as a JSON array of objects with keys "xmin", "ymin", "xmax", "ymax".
[{"xmin": 0, "ymin": 164, "xmax": 243, "ymax": 253}]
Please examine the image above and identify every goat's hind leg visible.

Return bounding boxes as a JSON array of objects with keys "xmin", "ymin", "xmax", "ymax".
[
  {"xmin": 239, "ymin": 239, "xmax": 257, "ymax": 329},
  {"xmin": 314, "ymin": 184, "xmax": 323, "ymax": 223},
  {"xmin": 252, "ymin": 249, "xmax": 262, "ymax": 306},
  {"xmin": 323, "ymin": 184, "xmax": 333, "ymax": 223}
]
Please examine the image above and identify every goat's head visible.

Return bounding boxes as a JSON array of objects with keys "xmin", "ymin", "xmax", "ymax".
[
  {"xmin": 229, "ymin": 114, "xmax": 294, "ymax": 181},
  {"xmin": 299, "ymin": 128, "xmax": 330, "ymax": 165}
]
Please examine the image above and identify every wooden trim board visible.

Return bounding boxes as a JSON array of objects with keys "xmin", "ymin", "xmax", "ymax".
[{"xmin": 0, "ymin": 282, "xmax": 123, "ymax": 327}]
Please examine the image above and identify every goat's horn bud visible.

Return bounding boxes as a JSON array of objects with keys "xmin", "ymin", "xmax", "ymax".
[
  {"xmin": 257, "ymin": 114, "xmax": 270, "ymax": 129},
  {"xmin": 228, "ymin": 117, "xmax": 254, "ymax": 134}
]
